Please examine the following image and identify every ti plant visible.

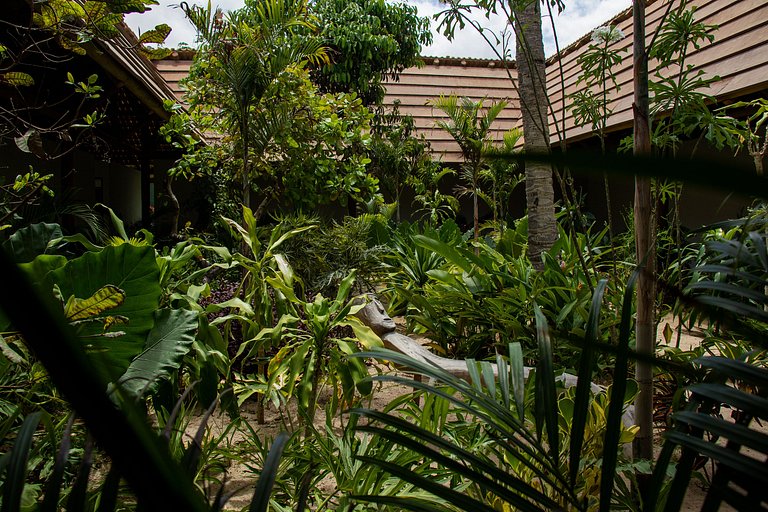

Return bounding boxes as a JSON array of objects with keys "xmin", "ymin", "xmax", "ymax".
[
  {"xmin": 209, "ymin": 205, "xmax": 314, "ymax": 419},
  {"xmin": 248, "ymin": 271, "xmax": 382, "ymax": 432}
]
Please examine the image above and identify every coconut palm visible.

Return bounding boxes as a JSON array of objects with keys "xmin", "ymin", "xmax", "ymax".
[{"xmin": 514, "ymin": 0, "xmax": 557, "ymax": 269}]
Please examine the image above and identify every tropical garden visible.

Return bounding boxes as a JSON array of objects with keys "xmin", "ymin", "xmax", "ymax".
[{"xmin": 1, "ymin": 0, "xmax": 767, "ymax": 510}]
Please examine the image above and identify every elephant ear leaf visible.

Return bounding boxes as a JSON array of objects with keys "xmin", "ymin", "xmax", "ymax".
[
  {"xmin": 0, "ymin": 254, "xmax": 67, "ymax": 332},
  {"xmin": 64, "ymin": 285, "xmax": 125, "ymax": 321},
  {"xmin": 115, "ymin": 308, "xmax": 198, "ymax": 399},
  {"xmin": 50, "ymin": 244, "xmax": 161, "ymax": 379},
  {"xmin": 2, "ymin": 223, "xmax": 63, "ymax": 263}
]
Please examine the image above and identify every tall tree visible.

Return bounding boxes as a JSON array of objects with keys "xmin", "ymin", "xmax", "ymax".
[
  {"xmin": 632, "ymin": 0, "xmax": 655, "ymax": 479},
  {"xmin": 181, "ymin": 0, "xmax": 326, "ymax": 212},
  {"xmin": 436, "ymin": 0, "xmax": 557, "ymax": 268},
  {"xmin": 514, "ymin": 0, "xmax": 557, "ymax": 268},
  {"xmin": 309, "ymin": 0, "xmax": 432, "ymax": 106}
]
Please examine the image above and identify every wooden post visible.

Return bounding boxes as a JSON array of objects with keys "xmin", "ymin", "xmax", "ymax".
[
  {"xmin": 632, "ymin": 0, "xmax": 655, "ymax": 490},
  {"xmin": 140, "ymin": 156, "xmax": 151, "ymax": 228}
]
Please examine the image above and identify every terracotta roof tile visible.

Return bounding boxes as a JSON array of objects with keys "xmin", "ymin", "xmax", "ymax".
[{"xmin": 153, "ymin": 0, "xmax": 768, "ymax": 162}]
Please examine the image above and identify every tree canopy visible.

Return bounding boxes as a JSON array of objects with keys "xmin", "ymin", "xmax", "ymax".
[
  {"xmin": 171, "ymin": 0, "xmax": 379, "ymax": 219},
  {"xmin": 309, "ymin": 0, "xmax": 432, "ymax": 105}
]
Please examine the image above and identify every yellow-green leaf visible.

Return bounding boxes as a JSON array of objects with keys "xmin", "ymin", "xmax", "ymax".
[
  {"xmin": 138, "ymin": 24, "xmax": 171, "ymax": 44},
  {"xmin": 138, "ymin": 46, "xmax": 173, "ymax": 61},
  {"xmin": 34, "ymin": 0, "xmax": 86, "ymax": 29},
  {"xmin": 344, "ymin": 317, "xmax": 383, "ymax": 349},
  {"xmin": 1, "ymin": 72, "xmax": 35, "ymax": 87},
  {"xmin": 64, "ymin": 285, "xmax": 125, "ymax": 321},
  {"xmin": 103, "ymin": 315, "xmax": 129, "ymax": 331},
  {"xmin": 58, "ymin": 36, "xmax": 87, "ymax": 55},
  {"xmin": 268, "ymin": 344, "xmax": 292, "ymax": 377}
]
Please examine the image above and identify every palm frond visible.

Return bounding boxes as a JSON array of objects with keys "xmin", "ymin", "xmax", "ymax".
[{"xmin": 648, "ymin": 357, "xmax": 768, "ymax": 512}]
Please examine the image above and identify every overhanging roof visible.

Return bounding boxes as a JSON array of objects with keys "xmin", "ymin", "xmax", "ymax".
[
  {"xmin": 87, "ymin": 23, "xmax": 178, "ymax": 121},
  {"xmin": 547, "ymin": 0, "xmax": 768, "ymax": 144}
]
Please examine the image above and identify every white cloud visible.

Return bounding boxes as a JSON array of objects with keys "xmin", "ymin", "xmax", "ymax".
[
  {"xmin": 124, "ymin": 0, "xmax": 631, "ymax": 58},
  {"xmin": 542, "ymin": 0, "xmax": 631, "ymax": 54}
]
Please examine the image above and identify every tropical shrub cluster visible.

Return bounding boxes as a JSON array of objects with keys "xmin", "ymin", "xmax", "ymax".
[{"xmin": 2, "ymin": 0, "xmax": 768, "ymax": 510}]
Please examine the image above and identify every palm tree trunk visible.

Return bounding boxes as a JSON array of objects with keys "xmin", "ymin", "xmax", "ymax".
[
  {"xmin": 632, "ymin": 0, "xmax": 655, "ymax": 486},
  {"xmin": 515, "ymin": 0, "xmax": 556, "ymax": 269}
]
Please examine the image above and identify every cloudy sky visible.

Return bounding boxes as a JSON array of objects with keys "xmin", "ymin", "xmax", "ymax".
[{"xmin": 125, "ymin": 0, "xmax": 631, "ymax": 59}]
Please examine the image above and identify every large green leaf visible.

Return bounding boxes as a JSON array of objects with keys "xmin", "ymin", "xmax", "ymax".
[
  {"xmin": 20, "ymin": 255, "xmax": 68, "ymax": 284},
  {"xmin": 2, "ymin": 223, "xmax": 63, "ymax": 263},
  {"xmin": 115, "ymin": 308, "xmax": 198, "ymax": 399},
  {"xmin": 49, "ymin": 245, "xmax": 161, "ymax": 378},
  {"xmin": 0, "ymin": 255, "xmax": 67, "ymax": 331}
]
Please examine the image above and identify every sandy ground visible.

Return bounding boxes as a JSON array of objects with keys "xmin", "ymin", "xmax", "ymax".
[
  {"xmin": 185, "ymin": 362, "xmax": 413, "ymax": 510},
  {"xmin": 181, "ymin": 315, "xmax": 750, "ymax": 511}
]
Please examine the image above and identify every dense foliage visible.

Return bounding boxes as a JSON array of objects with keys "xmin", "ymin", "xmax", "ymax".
[
  {"xmin": 2, "ymin": 0, "xmax": 768, "ymax": 511},
  {"xmin": 309, "ymin": 0, "xmax": 432, "ymax": 105}
]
